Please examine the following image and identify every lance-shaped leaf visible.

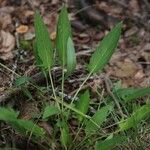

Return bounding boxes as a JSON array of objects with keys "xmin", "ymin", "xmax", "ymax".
[
  {"xmin": 115, "ymin": 87, "xmax": 150, "ymax": 102},
  {"xmin": 11, "ymin": 119, "xmax": 45, "ymax": 138},
  {"xmin": 0, "ymin": 107, "xmax": 45, "ymax": 138},
  {"xmin": 34, "ymin": 11, "xmax": 53, "ymax": 69},
  {"xmin": 88, "ymin": 22, "xmax": 122, "ymax": 73},
  {"xmin": 42, "ymin": 105, "xmax": 60, "ymax": 119},
  {"xmin": 33, "ymin": 41, "xmax": 43, "ymax": 69},
  {"xmin": 66, "ymin": 37, "xmax": 76, "ymax": 75},
  {"xmin": 119, "ymin": 104, "xmax": 150, "ymax": 131},
  {"xmin": 0, "ymin": 107, "xmax": 18, "ymax": 122},
  {"xmin": 95, "ymin": 135, "xmax": 126, "ymax": 150},
  {"xmin": 76, "ymin": 90, "xmax": 90, "ymax": 122},
  {"xmin": 56, "ymin": 6, "xmax": 72, "ymax": 66},
  {"xmin": 60, "ymin": 121, "xmax": 72, "ymax": 148},
  {"xmin": 85, "ymin": 104, "xmax": 113, "ymax": 135}
]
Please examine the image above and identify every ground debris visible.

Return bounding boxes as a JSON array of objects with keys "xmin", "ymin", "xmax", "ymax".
[{"xmin": 0, "ymin": 30, "xmax": 15, "ymax": 60}]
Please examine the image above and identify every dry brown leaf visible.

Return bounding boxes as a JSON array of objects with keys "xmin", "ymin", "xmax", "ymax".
[
  {"xmin": 122, "ymin": 78, "xmax": 135, "ymax": 88},
  {"xmin": 115, "ymin": 59, "xmax": 139, "ymax": 78},
  {"xmin": 16, "ymin": 25, "xmax": 29, "ymax": 34},
  {"xmin": 0, "ymin": 0, "xmax": 4, "ymax": 4},
  {"xmin": 125, "ymin": 27, "xmax": 138, "ymax": 37},
  {"xmin": 24, "ymin": 10, "xmax": 34, "ymax": 17},
  {"xmin": 0, "ymin": 30, "xmax": 15, "ymax": 60},
  {"xmin": 134, "ymin": 70, "xmax": 145, "ymax": 79},
  {"xmin": 129, "ymin": 0, "xmax": 140, "ymax": 13},
  {"xmin": 19, "ymin": 102, "xmax": 39, "ymax": 120},
  {"xmin": 50, "ymin": 31, "xmax": 56, "ymax": 41},
  {"xmin": 0, "ymin": 7, "xmax": 14, "ymax": 30},
  {"xmin": 51, "ymin": 0, "xmax": 59, "ymax": 5}
]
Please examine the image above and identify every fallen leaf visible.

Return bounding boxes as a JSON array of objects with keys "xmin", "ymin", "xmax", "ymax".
[
  {"xmin": 0, "ymin": 30, "xmax": 15, "ymax": 60},
  {"xmin": 129, "ymin": 0, "xmax": 140, "ymax": 13},
  {"xmin": 134, "ymin": 70, "xmax": 145, "ymax": 79},
  {"xmin": 125, "ymin": 27, "xmax": 138, "ymax": 37},
  {"xmin": 0, "ymin": 7, "xmax": 14, "ymax": 30},
  {"xmin": 50, "ymin": 31, "xmax": 56, "ymax": 41},
  {"xmin": 51, "ymin": 0, "xmax": 59, "ymax": 5},
  {"xmin": 16, "ymin": 25, "xmax": 29, "ymax": 34},
  {"xmin": 0, "ymin": 0, "xmax": 4, "ymax": 4},
  {"xmin": 115, "ymin": 59, "xmax": 138, "ymax": 78}
]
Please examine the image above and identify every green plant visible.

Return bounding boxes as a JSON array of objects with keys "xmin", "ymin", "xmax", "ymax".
[{"xmin": 0, "ymin": 5, "xmax": 150, "ymax": 150}]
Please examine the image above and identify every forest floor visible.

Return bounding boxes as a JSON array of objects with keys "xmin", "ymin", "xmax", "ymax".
[{"xmin": 0, "ymin": 0, "xmax": 150, "ymax": 149}]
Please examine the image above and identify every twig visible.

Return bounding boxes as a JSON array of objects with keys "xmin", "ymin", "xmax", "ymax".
[
  {"xmin": 143, "ymin": 0, "xmax": 150, "ymax": 10},
  {"xmin": 104, "ymin": 75, "xmax": 126, "ymax": 118},
  {"xmin": 112, "ymin": 0, "xmax": 128, "ymax": 8}
]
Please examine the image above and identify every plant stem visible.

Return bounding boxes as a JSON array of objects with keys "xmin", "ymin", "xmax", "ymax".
[
  {"xmin": 70, "ymin": 71, "xmax": 93, "ymax": 105},
  {"xmin": 0, "ymin": 62, "xmax": 44, "ymax": 94},
  {"xmin": 48, "ymin": 70, "xmax": 60, "ymax": 109},
  {"xmin": 43, "ymin": 70, "xmax": 50, "ymax": 94},
  {"xmin": 0, "ymin": 62, "xmax": 20, "ymax": 77},
  {"xmin": 51, "ymin": 96, "xmax": 100, "ymax": 129},
  {"xmin": 61, "ymin": 67, "xmax": 65, "ymax": 111}
]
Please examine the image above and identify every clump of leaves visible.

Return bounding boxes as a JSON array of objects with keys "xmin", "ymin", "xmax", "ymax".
[{"xmin": 0, "ymin": 5, "xmax": 150, "ymax": 150}]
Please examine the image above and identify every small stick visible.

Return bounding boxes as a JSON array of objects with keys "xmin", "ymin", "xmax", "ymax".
[{"xmin": 104, "ymin": 76, "xmax": 126, "ymax": 118}]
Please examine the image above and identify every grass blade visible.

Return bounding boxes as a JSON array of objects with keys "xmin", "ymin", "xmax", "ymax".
[
  {"xmin": 76, "ymin": 90, "xmax": 90, "ymax": 122},
  {"xmin": 88, "ymin": 22, "xmax": 122, "ymax": 73},
  {"xmin": 56, "ymin": 6, "xmax": 72, "ymax": 66},
  {"xmin": 85, "ymin": 105, "xmax": 113, "ymax": 135},
  {"xmin": 119, "ymin": 104, "xmax": 150, "ymax": 131},
  {"xmin": 34, "ymin": 11, "xmax": 53, "ymax": 69}
]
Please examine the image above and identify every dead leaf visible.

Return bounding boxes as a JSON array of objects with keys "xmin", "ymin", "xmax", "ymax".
[
  {"xmin": 122, "ymin": 78, "xmax": 135, "ymax": 88},
  {"xmin": 0, "ymin": 7, "xmax": 14, "ymax": 30},
  {"xmin": 50, "ymin": 31, "xmax": 56, "ymax": 41},
  {"xmin": 16, "ymin": 25, "xmax": 29, "ymax": 34},
  {"xmin": 19, "ymin": 102, "xmax": 39, "ymax": 120},
  {"xmin": 0, "ymin": 0, "xmax": 4, "ymax": 4},
  {"xmin": 134, "ymin": 70, "xmax": 145, "ymax": 79},
  {"xmin": 115, "ymin": 59, "xmax": 139, "ymax": 78},
  {"xmin": 24, "ymin": 10, "xmax": 34, "ymax": 17},
  {"xmin": 129, "ymin": 0, "xmax": 140, "ymax": 13},
  {"xmin": 51, "ymin": 0, "xmax": 59, "ymax": 5},
  {"xmin": 0, "ymin": 30, "xmax": 15, "ymax": 60},
  {"xmin": 125, "ymin": 27, "xmax": 138, "ymax": 37}
]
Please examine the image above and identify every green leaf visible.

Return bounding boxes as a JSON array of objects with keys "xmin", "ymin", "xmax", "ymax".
[
  {"xmin": 60, "ymin": 121, "xmax": 71, "ymax": 148},
  {"xmin": 66, "ymin": 37, "xmax": 76, "ymax": 76},
  {"xmin": 116, "ymin": 87, "xmax": 150, "ymax": 102},
  {"xmin": 0, "ymin": 107, "xmax": 18, "ymax": 122},
  {"xmin": 76, "ymin": 90, "xmax": 90, "ymax": 122},
  {"xmin": 56, "ymin": 6, "xmax": 72, "ymax": 66},
  {"xmin": 42, "ymin": 105, "xmax": 60, "ymax": 119},
  {"xmin": 11, "ymin": 119, "xmax": 45, "ymax": 138},
  {"xmin": 15, "ymin": 76, "xmax": 30, "ymax": 86},
  {"xmin": 34, "ymin": 11, "xmax": 53, "ymax": 69},
  {"xmin": 85, "ymin": 105, "xmax": 113, "ymax": 135},
  {"xmin": 95, "ymin": 135, "xmax": 126, "ymax": 150},
  {"xmin": 33, "ymin": 41, "xmax": 43, "ymax": 68},
  {"xmin": 119, "ymin": 104, "xmax": 150, "ymax": 131},
  {"xmin": 88, "ymin": 22, "xmax": 122, "ymax": 73},
  {"xmin": 0, "ymin": 107, "xmax": 45, "ymax": 138}
]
